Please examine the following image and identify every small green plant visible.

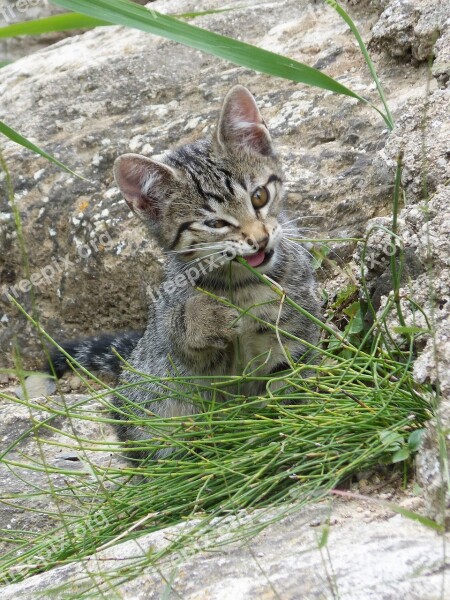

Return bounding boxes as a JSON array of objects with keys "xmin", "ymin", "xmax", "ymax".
[{"xmin": 379, "ymin": 428, "xmax": 426, "ymax": 464}]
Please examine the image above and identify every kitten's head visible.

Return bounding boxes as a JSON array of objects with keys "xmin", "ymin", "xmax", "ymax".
[{"xmin": 114, "ymin": 85, "xmax": 285, "ymax": 276}]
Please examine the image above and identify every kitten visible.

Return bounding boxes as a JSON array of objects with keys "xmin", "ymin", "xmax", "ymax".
[{"xmin": 25, "ymin": 86, "xmax": 321, "ymax": 457}]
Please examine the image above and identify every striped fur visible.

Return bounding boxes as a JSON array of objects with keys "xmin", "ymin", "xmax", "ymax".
[{"xmin": 46, "ymin": 331, "xmax": 143, "ymax": 378}]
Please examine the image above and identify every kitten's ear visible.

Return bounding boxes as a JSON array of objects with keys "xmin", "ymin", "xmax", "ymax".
[
  {"xmin": 216, "ymin": 85, "xmax": 273, "ymax": 156},
  {"xmin": 113, "ymin": 153, "xmax": 177, "ymax": 220}
]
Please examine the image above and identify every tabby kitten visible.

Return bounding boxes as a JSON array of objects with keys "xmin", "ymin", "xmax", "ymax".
[{"xmin": 35, "ymin": 86, "xmax": 320, "ymax": 457}]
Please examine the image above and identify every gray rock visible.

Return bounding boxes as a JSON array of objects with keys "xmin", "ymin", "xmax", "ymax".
[
  {"xmin": 0, "ymin": 499, "xmax": 447, "ymax": 599},
  {"xmin": 314, "ymin": 0, "xmax": 450, "ymax": 530},
  {"xmin": 433, "ymin": 24, "xmax": 450, "ymax": 84},
  {"xmin": 383, "ymin": 89, "xmax": 450, "ymax": 202},
  {"xmin": 350, "ymin": 102, "xmax": 450, "ymax": 526},
  {"xmin": 14, "ymin": 373, "xmax": 56, "ymax": 399},
  {"xmin": 0, "ymin": 392, "xmax": 129, "ymax": 559},
  {"xmin": 370, "ymin": 0, "xmax": 446, "ymax": 62}
]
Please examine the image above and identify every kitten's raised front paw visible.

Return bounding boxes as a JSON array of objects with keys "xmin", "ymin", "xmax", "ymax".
[{"xmin": 185, "ymin": 295, "xmax": 241, "ymax": 350}]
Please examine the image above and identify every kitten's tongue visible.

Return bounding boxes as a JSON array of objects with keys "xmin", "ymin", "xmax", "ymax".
[{"xmin": 243, "ymin": 251, "xmax": 266, "ymax": 268}]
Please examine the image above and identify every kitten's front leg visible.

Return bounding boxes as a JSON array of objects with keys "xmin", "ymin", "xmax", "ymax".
[
  {"xmin": 185, "ymin": 295, "xmax": 241, "ymax": 350},
  {"xmin": 168, "ymin": 295, "xmax": 241, "ymax": 368}
]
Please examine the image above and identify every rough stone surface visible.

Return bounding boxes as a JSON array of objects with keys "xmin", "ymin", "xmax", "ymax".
[
  {"xmin": 0, "ymin": 498, "xmax": 447, "ymax": 599},
  {"xmin": 0, "ymin": 384, "xmax": 128, "ymax": 558},
  {"xmin": 383, "ymin": 89, "xmax": 450, "ymax": 202},
  {"xmin": 347, "ymin": 85, "xmax": 450, "ymax": 527},
  {"xmin": 370, "ymin": 0, "xmax": 446, "ymax": 62}
]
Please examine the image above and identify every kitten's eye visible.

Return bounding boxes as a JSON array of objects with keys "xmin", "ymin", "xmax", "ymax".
[
  {"xmin": 251, "ymin": 186, "xmax": 269, "ymax": 209},
  {"xmin": 205, "ymin": 219, "xmax": 228, "ymax": 229}
]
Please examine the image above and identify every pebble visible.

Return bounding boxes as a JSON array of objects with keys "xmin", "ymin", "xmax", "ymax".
[{"xmin": 15, "ymin": 375, "xmax": 56, "ymax": 400}]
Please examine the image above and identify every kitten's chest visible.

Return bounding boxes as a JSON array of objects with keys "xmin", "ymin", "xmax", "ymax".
[
  {"xmin": 225, "ymin": 284, "xmax": 287, "ymax": 371},
  {"xmin": 227, "ymin": 282, "xmax": 280, "ymax": 323}
]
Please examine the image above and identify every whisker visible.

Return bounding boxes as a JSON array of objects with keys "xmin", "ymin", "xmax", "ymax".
[
  {"xmin": 280, "ymin": 216, "xmax": 318, "ymax": 226},
  {"xmin": 165, "ymin": 243, "xmax": 224, "ymax": 256},
  {"xmin": 281, "ymin": 238, "xmax": 319, "ymax": 266},
  {"xmin": 279, "ymin": 211, "xmax": 326, "ymax": 221},
  {"xmin": 181, "ymin": 251, "xmax": 226, "ymax": 272},
  {"xmin": 282, "ymin": 226, "xmax": 318, "ymax": 235}
]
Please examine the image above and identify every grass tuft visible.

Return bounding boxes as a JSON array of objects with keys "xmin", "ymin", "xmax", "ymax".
[{"xmin": 0, "ymin": 262, "xmax": 435, "ymax": 592}]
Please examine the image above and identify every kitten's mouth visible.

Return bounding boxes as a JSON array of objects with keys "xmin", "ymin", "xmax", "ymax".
[{"xmin": 241, "ymin": 249, "xmax": 274, "ymax": 268}]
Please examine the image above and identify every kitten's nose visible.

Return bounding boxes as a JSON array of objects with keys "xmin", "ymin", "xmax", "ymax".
[{"xmin": 255, "ymin": 235, "xmax": 269, "ymax": 252}]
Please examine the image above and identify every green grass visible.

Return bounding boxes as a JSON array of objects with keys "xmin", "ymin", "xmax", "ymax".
[
  {"xmin": 0, "ymin": 120, "xmax": 88, "ymax": 179},
  {"xmin": 0, "ymin": 243, "xmax": 437, "ymax": 594},
  {"xmin": 0, "ymin": 7, "xmax": 240, "ymax": 38},
  {"xmin": 0, "ymin": 319, "xmax": 434, "ymax": 593}
]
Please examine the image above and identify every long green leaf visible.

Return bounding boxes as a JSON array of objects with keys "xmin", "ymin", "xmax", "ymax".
[
  {"xmin": 50, "ymin": 0, "xmax": 363, "ymax": 101},
  {"xmin": 325, "ymin": 0, "xmax": 394, "ymax": 130},
  {"xmin": 0, "ymin": 8, "xmax": 237, "ymax": 39},
  {"xmin": 0, "ymin": 120, "xmax": 88, "ymax": 180},
  {"xmin": 177, "ymin": 7, "xmax": 243, "ymax": 19},
  {"xmin": 0, "ymin": 13, "xmax": 108, "ymax": 37}
]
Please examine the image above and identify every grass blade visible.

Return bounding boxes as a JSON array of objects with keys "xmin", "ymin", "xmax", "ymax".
[
  {"xmin": 325, "ymin": 0, "xmax": 394, "ymax": 130},
  {"xmin": 0, "ymin": 9, "xmax": 238, "ymax": 39},
  {"xmin": 0, "ymin": 120, "xmax": 88, "ymax": 180},
  {"xmin": 0, "ymin": 13, "xmax": 108, "ymax": 38},
  {"xmin": 176, "ymin": 7, "xmax": 243, "ymax": 19},
  {"xmin": 50, "ymin": 0, "xmax": 364, "ymax": 101}
]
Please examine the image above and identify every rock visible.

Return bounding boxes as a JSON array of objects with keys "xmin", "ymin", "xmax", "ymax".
[
  {"xmin": 383, "ymin": 90, "xmax": 450, "ymax": 203},
  {"xmin": 0, "ymin": 392, "xmax": 129, "ymax": 559},
  {"xmin": 349, "ymin": 91, "xmax": 450, "ymax": 527},
  {"xmin": 66, "ymin": 373, "xmax": 83, "ymax": 391},
  {"xmin": 349, "ymin": 166, "xmax": 450, "ymax": 526},
  {"xmin": 0, "ymin": 499, "xmax": 447, "ymax": 599},
  {"xmin": 14, "ymin": 373, "xmax": 56, "ymax": 399},
  {"xmin": 433, "ymin": 25, "xmax": 450, "ymax": 85},
  {"xmin": 370, "ymin": 0, "xmax": 446, "ymax": 62}
]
